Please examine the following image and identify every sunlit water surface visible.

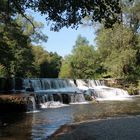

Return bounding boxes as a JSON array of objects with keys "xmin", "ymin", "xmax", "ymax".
[{"xmin": 1, "ymin": 96, "xmax": 140, "ymax": 140}]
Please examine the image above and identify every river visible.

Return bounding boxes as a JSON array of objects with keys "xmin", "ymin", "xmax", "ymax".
[{"xmin": 0, "ymin": 96, "xmax": 140, "ymax": 140}]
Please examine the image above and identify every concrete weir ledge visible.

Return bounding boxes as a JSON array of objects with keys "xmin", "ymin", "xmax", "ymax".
[{"xmin": 49, "ymin": 116, "xmax": 140, "ymax": 140}]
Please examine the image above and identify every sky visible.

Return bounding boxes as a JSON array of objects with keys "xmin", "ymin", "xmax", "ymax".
[{"xmin": 30, "ymin": 11, "xmax": 96, "ymax": 57}]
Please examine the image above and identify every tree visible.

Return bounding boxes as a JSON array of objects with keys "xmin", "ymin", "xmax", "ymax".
[
  {"xmin": 0, "ymin": 13, "xmax": 48, "ymax": 77},
  {"xmin": 0, "ymin": 0, "xmax": 121, "ymax": 31},
  {"xmin": 40, "ymin": 52, "xmax": 62, "ymax": 78},
  {"xmin": 122, "ymin": 0, "xmax": 140, "ymax": 33},
  {"xmin": 71, "ymin": 45, "xmax": 96, "ymax": 79},
  {"xmin": 0, "ymin": 64, "xmax": 6, "ymax": 77},
  {"xmin": 96, "ymin": 23, "xmax": 137, "ymax": 78},
  {"xmin": 16, "ymin": 15, "xmax": 48, "ymax": 43},
  {"xmin": 0, "ymin": 19, "xmax": 35, "ymax": 77},
  {"xmin": 60, "ymin": 36, "xmax": 96, "ymax": 79},
  {"xmin": 59, "ymin": 56, "xmax": 73, "ymax": 78},
  {"xmin": 32, "ymin": 46, "xmax": 62, "ymax": 78},
  {"xmin": 32, "ymin": 45, "xmax": 49, "ymax": 77}
]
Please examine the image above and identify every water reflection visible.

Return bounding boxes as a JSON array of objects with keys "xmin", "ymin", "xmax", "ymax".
[
  {"xmin": 0, "ymin": 113, "xmax": 33, "ymax": 140},
  {"xmin": 1, "ymin": 96, "xmax": 140, "ymax": 139},
  {"xmin": 31, "ymin": 107, "xmax": 72, "ymax": 139}
]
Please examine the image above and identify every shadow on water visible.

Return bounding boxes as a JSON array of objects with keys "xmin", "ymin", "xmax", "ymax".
[
  {"xmin": 0, "ymin": 112, "xmax": 33, "ymax": 140},
  {"xmin": 0, "ymin": 106, "xmax": 73, "ymax": 140},
  {"xmin": 1, "ymin": 96, "xmax": 140, "ymax": 139}
]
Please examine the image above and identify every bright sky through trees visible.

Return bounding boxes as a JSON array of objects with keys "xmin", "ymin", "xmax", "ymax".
[{"xmin": 30, "ymin": 11, "xmax": 95, "ymax": 57}]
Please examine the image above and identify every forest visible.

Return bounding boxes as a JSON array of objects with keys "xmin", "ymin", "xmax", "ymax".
[{"xmin": 0, "ymin": 0, "xmax": 140, "ymax": 82}]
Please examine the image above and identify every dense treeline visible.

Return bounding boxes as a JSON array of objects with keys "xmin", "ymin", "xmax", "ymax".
[
  {"xmin": 32, "ymin": 46, "xmax": 62, "ymax": 78},
  {"xmin": 0, "ymin": 14, "xmax": 62, "ymax": 78},
  {"xmin": 59, "ymin": 0, "xmax": 140, "ymax": 81},
  {"xmin": 0, "ymin": 0, "xmax": 140, "ymax": 81}
]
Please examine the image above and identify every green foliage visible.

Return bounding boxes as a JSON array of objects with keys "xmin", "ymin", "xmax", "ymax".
[
  {"xmin": 60, "ymin": 20, "xmax": 140, "ymax": 80},
  {"xmin": 59, "ymin": 56, "xmax": 73, "ymax": 78},
  {"xmin": 1, "ymin": 0, "xmax": 140, "ymax": 80},
  {"xmin": 71, "ymin": 45, "xmax": 96, "ymax": 79},
  {"xmin": 16, "ymin": 15, "xmax": 48, "ymax": 43},
  {"xmin": 137, "ymin": 80, "xmax": 140, "ymax": 89},
  {"xmin": 122, "ymin": 0, "xmax": 140, "ymax": 32},
  {"xmin": 32, "ymin": 45, "xmax": 49, "ymax": 77},
  {"xmin": 0, "ymin": 0, "xmax": 121, "ymax": 31},
  {"xmin": 96, "ymin": 23, "xmax": 137, "ymax": 78},
  {"xmin": 0, "ymin": 64, "xmax": 6, "ymax": 77},
  {"xmin": 0, "ymin": 19, "xmax": 35, "ymax": 77},
  {"xmin": 0, "ymin": 10, "xmax": 61, "ymax": 78},
  {"xmin": 32, "ymin": 46, "xmax": 62, "ymax": 78},
  {"xmin": 10, "ymin": 47, "xmax": 35, "ymax": 77},
  {"xmin": 0, "ymin": 5, "xmax": 49, "ymax": 78},
  {"xmin": 59, "ymin": 36, "xmax": 97, "ymax": 79},
  {"xmin": 39, "ymin": 52, "xmax": 62, "ymax": 78}
]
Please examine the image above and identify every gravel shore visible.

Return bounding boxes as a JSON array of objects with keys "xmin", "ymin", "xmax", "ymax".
[{"xmin": 49, "ymin": 116, "xmax": 140, "ymax": 140}]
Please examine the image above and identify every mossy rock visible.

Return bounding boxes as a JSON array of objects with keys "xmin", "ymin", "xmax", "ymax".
[{"xmin": 84, "ymin": 94, "xmax": 93, "ymax": 101}]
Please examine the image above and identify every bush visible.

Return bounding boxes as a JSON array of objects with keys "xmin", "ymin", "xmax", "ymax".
[{"xmin": 0, "ymin": 64, "xmax": 7, "ymax": 77}]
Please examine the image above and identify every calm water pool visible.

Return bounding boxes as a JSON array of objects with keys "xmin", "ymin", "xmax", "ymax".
[{"xmin": 1, "ymin": 96, "xmax": 140, "ymax": 140}]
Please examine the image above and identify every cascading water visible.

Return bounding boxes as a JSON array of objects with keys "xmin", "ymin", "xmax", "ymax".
[
  {"xmin": 23, "ymin": 79, "xmax": 87, "ymax": 108},
  {"xmin": 70, "ymin": 93, "xmax": 87, "ymax": 104},
  {"xmin": 27, "ymin": 96, "xmax": 37, "ymax": 112},
  {"xmin": 88, "ymin": 79, "xmax": 105, "ymax": 87},
  {"xmin": 23, "ymin": 78, "xmax": 131, "ymax": 109},
  {"xmin": 75, "ymin": 79, "xmax": 89, "ymax": 91},
  {"xmin": 76, "ymin": 79, "xmax": 130, "ymax": 100},
  {"xmin": 40, "ymin": 94, "xmax": 63, "ymax": 108},
  {"xmin": 23, "ymin": 79, "xmax": 81, "ymax": 93}
]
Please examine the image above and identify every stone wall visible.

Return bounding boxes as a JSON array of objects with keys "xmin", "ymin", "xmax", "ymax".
[{"xmin": 0, "ymin": 94, "xmax": 34, "ymax": 112}]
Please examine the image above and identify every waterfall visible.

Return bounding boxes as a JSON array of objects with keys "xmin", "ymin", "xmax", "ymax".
[
  {"xmin": 27, "ymin": 96, "xmax": 37, "ymax": 111},
  {"xmin": 74, "ymin": 94, "xmax": 86, "ymax": 102},
  {"xmin": 39, "ymin": 93, "xmax": 69, "ymax": 108},
  {"xmin": 23, "ymin": 79, "xmax": 61, "ymax": 91},
  {"xmin": 22, "ymin": 78, "xmax": 129, "ymax": 106},
  {"xmin": 87, "ymin": 80, "xmax": 105, "ymax": 87},
  {"xmin": 23, "ymin": 78, "xmax": 130, "ymax": 106},
  {"xmin": 57, "ymin": 93, "xmax": 63, "ymax": 103},
  {"xmin": 22, "ymin": 78, "xmax": 88, "ymax": 108},
  {"xmin": 76, "ymin": 79, "xmax": 130, "ymax": 100},
  {"xmin": 75, "ymin": 79, "xmax": 89, "ymax": 90},
  {"xmin": 88, "ymin": 80, "xmax": 97, "ymax": 87},
  {"xmin": 23, "ymin": 78, "xmax": 82, "ymax": 94},
  {"xmin": 70, "ymin": 93, "xmax": 87, "ymax": 104},
  {"xmin": 91, "ymin": 86, "xmax": 130, "ymax": 100},
  {"xmin": 41, "ymin": 79, "xmax": 51, "ymax": 90}
]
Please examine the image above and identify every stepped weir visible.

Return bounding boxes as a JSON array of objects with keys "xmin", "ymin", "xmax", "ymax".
[{"xmin": 0, "ymin": 78, "xmax": 130, "ymax": 111}]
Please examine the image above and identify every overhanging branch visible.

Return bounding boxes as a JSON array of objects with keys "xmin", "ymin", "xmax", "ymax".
[{"xmin": 11, "ymin": 0, "xmax": 35, "ymax": 32}]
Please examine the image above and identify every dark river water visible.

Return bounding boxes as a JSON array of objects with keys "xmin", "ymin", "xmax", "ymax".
[{"xmin": 1, "ymin": 96, "xmax": 140, "ymax": 140}]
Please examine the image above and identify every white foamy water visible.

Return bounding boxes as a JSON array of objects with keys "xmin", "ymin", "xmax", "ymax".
[
  {"xmin": 70, "ymin": 101, "xmax": 89, "ymax": 104},
  {"xmin": 97, "ymin": 96, "xmax": 132, "ymax": 101},
  {"xmin": 92, "ymin": 86, "xmax": 130, "ymax": 98},
  {"xmin": 26, "ymin": 110, "xmax": 40, "ymax": 113},
  {"xmin": 35, "ymin": 87, "xmax": 82, "ymax": 94},
  {"xmin": 40, "ymin": 101, "xmax": 69, "ymax": 108},
  {"xmin": 76, "ymin": 79, "xmax": 130, "ymax": 100},
  {"xmin": 23, "ymin": 78, "xmax": 131, "ymax": 108}
]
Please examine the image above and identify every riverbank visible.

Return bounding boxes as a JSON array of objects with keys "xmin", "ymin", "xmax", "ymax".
[{"xmin": 49, "ymin": 115, "xmax": 140, "ymax": 140}]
